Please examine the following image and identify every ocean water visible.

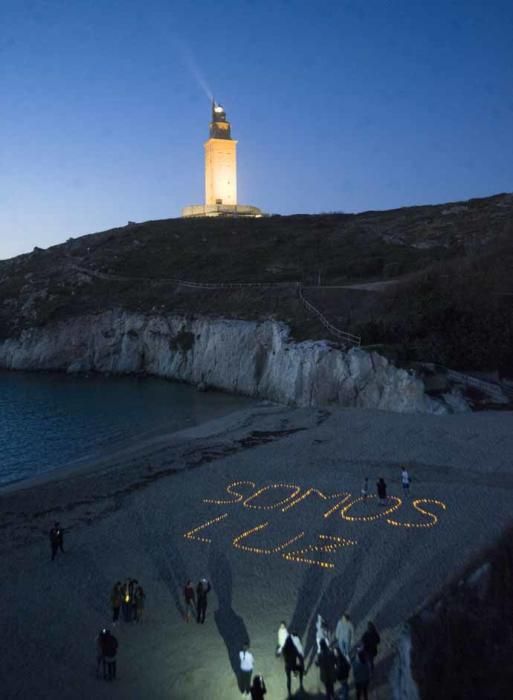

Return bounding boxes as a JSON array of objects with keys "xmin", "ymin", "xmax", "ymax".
[{"xmin": 0, "ymin": 371, "xmax": 254, "ymax": 487}]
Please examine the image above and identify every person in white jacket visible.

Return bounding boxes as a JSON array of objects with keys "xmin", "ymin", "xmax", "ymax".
[
  {"xmin": 315, "ymin": 613, "xmax": 330, "ymax": 655},
  {"xmin": 335, "ymin": 612, "xmax": 354, "ymax": 658},
  {"xmin": 276, "ymin": 621, "xmax": 288, "ymax": 656},
  {"xmin": 239, "ymin": 643, "xmax": 254, "ymax": 697}
]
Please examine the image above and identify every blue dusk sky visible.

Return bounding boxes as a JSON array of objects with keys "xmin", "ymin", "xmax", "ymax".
[{"xmin": 1, "ymin": 0, "xmax": 512, "ymax": 259}]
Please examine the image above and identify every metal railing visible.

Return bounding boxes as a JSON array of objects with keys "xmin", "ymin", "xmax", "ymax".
[
  {"xmin": 297, "ymin": 285, "xmax": 361, "ymax": 347},
  {"xmin": 70, "ymin": 264, "xmax": 361, "ymax": 346}
]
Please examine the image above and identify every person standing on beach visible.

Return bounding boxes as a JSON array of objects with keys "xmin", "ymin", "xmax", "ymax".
[
  {"xmin": 315, "ymin": 614, "xmax": 330, "ymax": 656},
  {"xmin": 317, "ymin": 638, "xmax": 337, "ymax": 700},
  {"xmin": 183, "ymin": 580, "xmax": 195, "ymax": 622},
  {"xmin": 49, "ymin": 522, "xmax": 64, "ymax": 561},
  {"xmin": 100, "ymin": 629, "xmax": 118, "ymax": 681},
  {"xmin": 196, "ymin": 578, "xmax": 211, "ymax": 624},
  {"xmin": 250, "ymin": 674, "xmax": 267, "ymax": 700},
  {"xmin": 401, "ymin": 467, "xmax": 411, "ymax": 496},
  {"xmin": 376, "ymin": 478, "xmax": 387, "ymax": 506},
  {"xmin": 111, "ymin": 582, "xmax": 122, "ymax": 625},
  {"xmin": 334, "ymin": 647, "xmax": 350, "ymax": 700},
  {"xmin": 361, "ymin": 477, "xmax": 369, "ymax": 502},
  {"xmin": 96, "ymin": 630, "xmax": 106, "ymax": 679},
  {"xmin": 134, "ymin": 585, "xmax": 145, "ymax": 623},
  {"xmin": 352, "ymin": 648, "xmax": 370, "ymax": 700},
  {"xmin": 239, "ymin": 642, "xmax": 254, "ymax": 697},
  {"xmin": 276, "ymin": 621, "xmax": 288, "ymax": 656},
  {"xmin": 335, "ymin": 613, "xmax": 354, "ymax": 658},
  {"xmin": 361, "ymin": 621, "xmax": 380, "ymax": 672},
  {"xmin": 122, "ymin": 579, "xmax": 133, "ymax": 622}
]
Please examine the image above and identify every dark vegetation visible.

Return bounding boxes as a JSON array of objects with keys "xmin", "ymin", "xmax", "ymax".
[
  {"xmin": 410, "ymin": 523, "xmax": 513, "ymax": 700},
  {"xmin": 0, "ymin": 193, "xmax": 512, "ymax": 372}
]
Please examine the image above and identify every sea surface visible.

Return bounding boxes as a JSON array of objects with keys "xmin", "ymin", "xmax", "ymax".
[{"xmin": 0, "ymin": 370, "xmax": 254, "ymax": 487}]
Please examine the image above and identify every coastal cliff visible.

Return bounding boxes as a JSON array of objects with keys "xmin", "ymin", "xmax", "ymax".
[
  {"xmin": 0, "ymin": 311, "xmax": 460, "ymax": 413},
  {"xmin": 391, "ymin": 524, "xmax": 513, "ymax": 699}
]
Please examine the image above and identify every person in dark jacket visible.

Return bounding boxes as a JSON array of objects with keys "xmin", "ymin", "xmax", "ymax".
[
  {"xmin": 250, "ymin": 674, "xmax": 267, "ymax": 700},
  {"xmin": 121, "ymin": 579, "xmax": 133, "ymax": 622},
  {"xmin": 282, "ymin": 633, "xmax": 304, "ymax": 698},
  {"xmin": 376, "ymin": 478, "xmax": 387, "ymax": 505},
  {"xmin": 196, "ymin": 578, "xmax": 211, "ymax": 624},
  {"xmin": 334, "ymin": 647, "xmax": 350, "ymax": 700},
  {"xmin": 100, "ymin": 629, "xmax": 118, "ymax": 681},
  {"xmin": 96, "ymin": 630, "xmax": 106, "ymax": 679},
  {"xmin": 111, "ymin": 582, "xmax": 123, "ymax": 624},
  {"xmin": 352, "ymin": 648, "xmax": 370, "ymax": 700},
  {"xmin": 184, "ymin": 580, "xmax": 195, "ymax": 622},
  {"xmin": 317, "ymin": 639, "xmax": 337, "ymax": 699},
  {"xmin": 134, "ymin": 585, "xmax": 145, "ymax": 623},
  {"xmin": 49, "ymin": 522, "xmax": 64, "ymax": 561},
  {"xmin": 361, "ymin": 621, "xmax": 380, "ymax": 672}
]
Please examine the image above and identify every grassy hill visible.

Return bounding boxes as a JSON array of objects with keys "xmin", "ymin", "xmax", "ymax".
[{"xmin": 1, "ymin": 192, "xmax": 512, "ymax": 373}]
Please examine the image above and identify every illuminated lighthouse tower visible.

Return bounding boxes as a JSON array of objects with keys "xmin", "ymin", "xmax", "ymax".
[
  {"xmin": 205, "ymin": 102, "xmax": 237, "ymax": 207},
  {"xmin": 182, "ymin": 102, "xmax": 263, "ymax": 218}
]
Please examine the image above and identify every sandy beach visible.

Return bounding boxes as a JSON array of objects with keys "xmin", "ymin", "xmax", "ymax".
[{"xmin": 2, "ymin": 404, "xmax": 513, "ymax": 699}]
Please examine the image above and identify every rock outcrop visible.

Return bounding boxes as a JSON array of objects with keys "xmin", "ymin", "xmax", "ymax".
[
  {"xmin": 390, "ymin": 525, "xmax": 513, "ymax": 699},
  {"xmin": 0, "ymin": 310, "xmax": 463, "ymax": 414}
]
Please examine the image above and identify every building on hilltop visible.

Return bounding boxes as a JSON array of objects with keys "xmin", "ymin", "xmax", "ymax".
[{"xmin": 182, "ymin": 102, "xmax": 264, "ymax": 218}]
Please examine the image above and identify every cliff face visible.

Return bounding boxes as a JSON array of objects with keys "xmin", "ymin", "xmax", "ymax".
[
  {"xmin": 391, "ymin": 525, "xmax": 513, "ymax": 700},
  {"xmin": 0, "ymin": 310, "xmax": 459, "ymax": 414}
]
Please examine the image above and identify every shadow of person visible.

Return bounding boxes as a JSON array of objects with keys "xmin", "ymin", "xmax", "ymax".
[
  {"xmin": 209, "ymin": 547, "xmax": 250, "ymax": 692},
  {"xmin": 151, "ymin": 544, "xmax": 189, "ymax": 619}
]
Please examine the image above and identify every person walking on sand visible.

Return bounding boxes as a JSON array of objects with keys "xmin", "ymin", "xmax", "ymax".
[
  {"xmin": 276, "ymin": 620, "xmax": 288, "ymax": 656},
  {"xmin": 352, "ymin": 647, "xmax": 370, "ymax": 700},
  {"xmin": 401, "ymin": 467, "xmax": 411, "ymax": 496},
  {"xmin": 239, "ymin": 642, "xmax": 254, "ymax": 697},
  {"xmin": 250, "ymin": 674, "xmax": 267, "ymax": 700},
  {"xmin": 134, "ymin": 585, "xmax": 145, "ymax": 623},
  {"xmin": 361, "ymin": 621, "xmax": 380, "ymax": 672},
  {"xmin": 196, "ymin": 578, "xmax": 211, "ymax": 624},
  {"xmin": 335, "ymin": 612, "xmax": 354, "ymax": 658},
  {"xmin": 49, "ymin": 522, "xmax": 64, "ymax": 561},
  {"xmin": 361, "ymin": 477, "xmax": 369, "ymax": 502},
  {"xmin": 183, "ymin": 580, "xmax": 195, "ymax": 622},
  {"xmin": 282, "ymin": 633, "xmax": 304, "ymax": 697},
  {"xmin": 377, "ymin": 478, "xmax": 387, "ymax": 506},
  {"xmin": 100, "ymin": 629, "xmax": 118, "ymax": 681},
  {"xmin": 111, "ymin": 582, "xmax": 122, "ymax": 625},
  {"xmin": 317, "ymin": 638, "xmax": 337, "ymax": 700}
]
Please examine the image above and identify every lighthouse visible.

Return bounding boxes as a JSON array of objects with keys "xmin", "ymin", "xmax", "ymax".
[
  {"xmin": 205, "ymin": 102, "xmax": 237, "ymax": 207},
  {"xmin": 182, "ymin": 102, "xmax": 263, "ymax": 218}
]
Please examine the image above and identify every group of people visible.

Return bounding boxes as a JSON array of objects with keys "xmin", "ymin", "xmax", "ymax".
[
  {"xmin": 111, "ymin": 579, "xmax": 146, "ymax": 624},
  {"xmin": 234, "ymin": 613, "xmax": 380, "ymax": 699},
  {"xmin": 183, "ymin": 578, "xmax": 211, "ymax": 624},
  {"xmin": 93, "ymin": 580, "xmax": 146, "ymax": 682},
  {"xmin": 361, "ymin": 467, "xmax": 411, "ymax": 504},
  {"xmin": 316, "ymin": 613, "xmax": 380, "ymax": 700}
]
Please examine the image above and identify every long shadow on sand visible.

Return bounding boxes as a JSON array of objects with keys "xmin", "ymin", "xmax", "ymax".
[
  {"xmin": 209, "ymin": 547, "xmax": 250, "ymax": 692},
  {"xmin": 151, "ymin": 544, "xmax": 189, "ymax": 619}
]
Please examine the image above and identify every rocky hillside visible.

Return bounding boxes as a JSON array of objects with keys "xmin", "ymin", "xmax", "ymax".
[
  {"xmin": 1, "ymin": 192, "xmax": 512, "ymax": 373},
  {"xmin": 393, "ymin": 523, "xmax": 513, "ymax": 699}
]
